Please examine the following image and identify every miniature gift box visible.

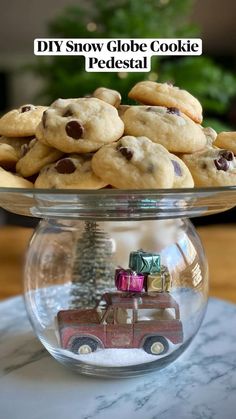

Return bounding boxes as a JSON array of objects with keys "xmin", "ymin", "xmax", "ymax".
[
  {"xmin": 129, "ymin": 250, "xmax": 161, "ymax": 274},
  {"xmin": 147, "ymin": 273, "xmax": 164, "ymax": 292},
  {"xmin": 115, "ymin": 268, "xmax": 145, "ymax": 292},
  {"xmin": 147, "ymin": 267, "xmax": 172, "ymax": 293}
]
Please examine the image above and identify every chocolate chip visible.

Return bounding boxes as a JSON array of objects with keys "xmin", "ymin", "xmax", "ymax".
[
  {"xmin": 117, "ymin": 146, "xmax": 133, "ymax": 161},
  {"xmin": 42, "ymin": 111, "xmax": 47, "ymax": 129},
  {"xmin": 171, "ymin": 160, "xmax": 182, "ymax": 176},
  {"xmin": 167, "ymin": 107, "xmax": 180, "ymax": 116},
  {"xmin": 20, "ymin": 144, "xmax": 29, "ymax": 158},
  {"xmin": 21, "ymin": 105, "xmax": 32, "ymax": 113},
  {"xmin": 219, "ymin": 150, "xmax": 234, "ymax": 161},
  {"xmin": 214, "ymin": 156, "xmax": 230, "ymax": 171},
  {"xmin": 201, "ymin": 162, "xmax": 207, "ymax": 170},
  {"xmin": 65, "ymin": 121, "xmax": 84, "ymax": 139},
  {"xmin": 55, "ymin": 158, "xmax": 77, "ymax": 174},
  {"xmin": 63, "ymin": 109, "xmax": 73, "ymax": 117}
]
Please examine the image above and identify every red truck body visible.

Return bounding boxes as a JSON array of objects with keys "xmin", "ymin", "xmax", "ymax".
[{"xmin": 57, "ymin": 292, "xmax": 183, "ymax": 354}]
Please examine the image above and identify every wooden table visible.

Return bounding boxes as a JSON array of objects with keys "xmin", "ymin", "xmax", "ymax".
[{"xmin": 0, "ymin": 225, "xmax": 235, "ymax": 302}]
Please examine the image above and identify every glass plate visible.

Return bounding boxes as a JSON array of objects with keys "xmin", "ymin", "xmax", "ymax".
[{"xmin": 0, "ymin": 186, "xmax": 235, "ymax": 220}]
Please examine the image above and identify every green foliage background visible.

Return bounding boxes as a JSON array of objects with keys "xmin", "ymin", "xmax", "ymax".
[{"xmin": 31, "ymin": 0, "xmax": 236, "ymax": 130}]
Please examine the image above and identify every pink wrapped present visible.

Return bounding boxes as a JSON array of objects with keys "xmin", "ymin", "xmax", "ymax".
[{"xmin": 115, "ymin": 268, "xmax": 145, "ymax": 292}]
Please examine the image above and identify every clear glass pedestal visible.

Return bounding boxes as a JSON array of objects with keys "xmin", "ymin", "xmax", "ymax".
[{"xmin": 0, "ymin": 186, "xmax": 235, "ymax": 377}]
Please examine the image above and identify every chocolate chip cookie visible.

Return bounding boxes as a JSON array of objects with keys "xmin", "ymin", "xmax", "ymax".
[
  {"xmin": 122, "ymin": 105, "xmax": 206, "ymax": 153},
  {"xmin": 35, "ymin": 154, "xmax": 107, "ymax": 189},
  {"xmin": 0, "ymin": 136, "xmax": 32, "ymax": 153},
  {"xmin": 36, "ymin": 97, "xmax": 124, "ymax": 153},
  {"xmin": 92, "ymin": 87, "xmax": 121, "ymax": 108},
  {"xmin": 182, "ymin": 148, "xmax": 236, "ymax": 186},
  {"xmin": 0, "ymin": 144, "xmax": 18, "ymax": 170},
  {"xmin": 0, "ymin": 105, "xmax": 47, "ymax": 137},
  {"xmin": 128, "ymin": 81, "xmax": 203, "ymax": 124},
  {"xmin": 0, "ymin": 167, "xmax": 33, "ymax": 188},
  {"xmin": 0, "ymin": 136, "xmax": 32, "ymax": 170},
  {"xmin": 214, "ymin": 132, "xmax": 236, "ymax": 155},
  {"xmin": 91, "ymin": 135, "xmax": 175, "ymax": 189},
  {"xmin": 16, "ymin": 139, "xmax": 63, "ymax": 177}
]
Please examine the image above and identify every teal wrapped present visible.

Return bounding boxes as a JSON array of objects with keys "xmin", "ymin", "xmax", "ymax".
[{"xmin": 129, "ymin": 250, "xmax": 161, "ymax": 274}]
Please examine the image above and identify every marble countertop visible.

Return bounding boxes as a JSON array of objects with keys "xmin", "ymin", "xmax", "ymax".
[{"xmin": 0, "ymin": 296, "xmax": 236, "ymax": 419}]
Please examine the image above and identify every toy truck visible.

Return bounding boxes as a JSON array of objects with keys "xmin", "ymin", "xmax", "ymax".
[{"xmin": 57, "ymin": 292, "xmax": 183, "ymax": 356}]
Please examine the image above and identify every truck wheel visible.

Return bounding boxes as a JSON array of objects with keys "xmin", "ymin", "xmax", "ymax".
[
  {"xmin": 70, "ymin": 337, "xmax": 98, "ymax": 355},
  {"xmin": 143, "ymin": 336, "xmax": 169, "ymax": 355}
]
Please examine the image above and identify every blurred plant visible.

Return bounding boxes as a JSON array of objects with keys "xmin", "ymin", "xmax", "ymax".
[
  {"xmin": 31, "ymin": 0, "xmax": 197, "ymax": 101},
  {"xmin": 31, "ymin": 0, "xmax": 236, "ymax": 130},
  {"xmin": 159, "ymin": 57, "xmax": 236, "ymax": 120}
]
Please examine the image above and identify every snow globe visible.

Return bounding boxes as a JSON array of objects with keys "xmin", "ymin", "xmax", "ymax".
[{"xmin": 0, "ymin": 186, "xmax": 235, "ymax": 377}]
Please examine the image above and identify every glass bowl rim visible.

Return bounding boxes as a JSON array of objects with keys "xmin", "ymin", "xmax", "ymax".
[{"xmin": 0, "ymin": 185, "xmax": 236, "ymax": 196}]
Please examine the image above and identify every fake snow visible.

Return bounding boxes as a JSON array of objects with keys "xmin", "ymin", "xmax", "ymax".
[{"xmin": 60, "ymin": 344, "xmax": 176, "ymax": 367}]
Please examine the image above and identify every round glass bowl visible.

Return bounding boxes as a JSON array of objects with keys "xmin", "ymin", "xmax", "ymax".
[
  {"xmin": 23, "ymin": 217, "xmax": 208, "ymax": 377},
  {"xmin": 0, "ymin": 186, "xmax": 235, "ymax": 378}
]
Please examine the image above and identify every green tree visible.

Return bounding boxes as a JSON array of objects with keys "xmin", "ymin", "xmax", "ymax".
[{"xmin": 70, "ymin": 221, "xmax": 115, "ymax": 308}]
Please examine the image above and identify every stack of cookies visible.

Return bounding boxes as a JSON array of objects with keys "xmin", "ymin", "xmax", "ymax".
[{"xmin": 0, "ymin": 82, "xmax": 235, "ymax": 189}]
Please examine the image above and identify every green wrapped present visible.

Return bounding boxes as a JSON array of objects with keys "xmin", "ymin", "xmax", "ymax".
[{"xmin": 129, "ymin": 250, "xmax": 161, "ymax": 274}]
